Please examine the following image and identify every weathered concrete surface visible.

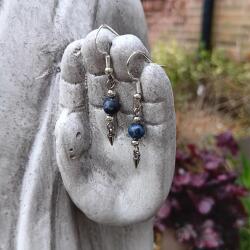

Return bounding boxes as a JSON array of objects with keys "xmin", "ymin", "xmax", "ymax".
[{"xmin": 0, "ymin": 0, "xmax": 175, "ymax": 249}]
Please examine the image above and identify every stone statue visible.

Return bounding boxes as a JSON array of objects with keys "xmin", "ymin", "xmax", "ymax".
[{"xmin": 0, "ymin": 1, "xmax": 175, "ymax": 250}]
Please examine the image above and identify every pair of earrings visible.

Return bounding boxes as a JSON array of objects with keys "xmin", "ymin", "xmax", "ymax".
[{"xmin": 95, "ymin": 25, "xmax": 152, "ymax": 168}]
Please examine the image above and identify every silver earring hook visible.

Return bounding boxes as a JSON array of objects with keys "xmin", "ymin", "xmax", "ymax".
[
  {"xmin": 126, "ymin": 51, "xmax": 152, "ymax": 95},
  {"xmin": 126, "ymin": 51, "xmax": 152, "ymax": 81},
  {"xmin": 95, "ymin": 24, "xmax": 119, "ymax": 55}
]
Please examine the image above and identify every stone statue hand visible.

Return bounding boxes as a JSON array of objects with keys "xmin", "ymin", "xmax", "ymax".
[{"xmin": 55, "ymin": 28, "xmax": 176, "ymax": 226}]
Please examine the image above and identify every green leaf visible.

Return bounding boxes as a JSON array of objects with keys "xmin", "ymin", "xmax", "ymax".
[{"xmin": 239, "ymin": 154, "xmax": 250, "ymax": 189}]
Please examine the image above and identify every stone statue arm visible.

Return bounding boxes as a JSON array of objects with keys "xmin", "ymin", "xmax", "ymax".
[{"xmin": 55, "ymin": 28, "xmax": 176, "ymax": 226}]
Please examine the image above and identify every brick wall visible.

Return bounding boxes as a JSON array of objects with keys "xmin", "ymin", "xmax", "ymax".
[
  {"xmin": 143, "ymin": 0, "xmax": 250, "ymax": 59},
  {"xmin": 213, "ymin": 0, "xmax": 250, "ymax": 59}
]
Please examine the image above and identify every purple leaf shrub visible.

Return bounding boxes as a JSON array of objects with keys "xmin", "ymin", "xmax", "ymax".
[{"xmin": 155, "ymin": 132, "xmax": 248, "ymax": 250}]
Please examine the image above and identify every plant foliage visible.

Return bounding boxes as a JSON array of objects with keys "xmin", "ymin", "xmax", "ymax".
[
  {"xmin": 152, "ymin": 42, "xmax": 250, "ymax": 128},
  {"xmin": 239, "ymin": 155, "xmax": 250, "ymax": 250},
  {"xmin": 155, "ymin": 132, "xmax": 249, "ymax": 250}
]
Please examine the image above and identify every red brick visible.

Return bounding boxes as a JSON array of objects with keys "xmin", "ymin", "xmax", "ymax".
[{"xmin": 143, "ymin": 0, "xmax": 250, "ymax": 59}]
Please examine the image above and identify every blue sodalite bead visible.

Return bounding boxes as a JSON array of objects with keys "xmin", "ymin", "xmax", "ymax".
[
  {"xmin": 103, "ymin": 97, "xmax": 121, "ymax": 115},
  {"xmin": 128, "ymin": 123, "xmax": 145, "ymax": 140}
]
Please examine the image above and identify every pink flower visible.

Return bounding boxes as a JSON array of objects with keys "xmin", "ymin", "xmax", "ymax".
[
  {"xmin": 157, "ymin": 201, "xmax": 171, "ymax": 219},
  {"xmin": 216, "ymin": 131, "xmax": 239, "ymax": 155},
  {"xmin": 195, "ymin": 220, "xmax": 223, "ymax": 249},
  {"xmin": 197, "ymin": 197, "xmax": 215, "ymax": 215},
  {"xmin": 201, "ymin": 151, "xmax": 224, "ymax": 170},
  {"xmin": 177, "ymin": 224, "xmax": 197, "ymax": 243},
  {"xmin": 173, "ymin": 168, "xmax": 191, "ymax": 186},
  {"xmin": 190, "ymin": 173, "xmax": 208, "ymax": 188}
]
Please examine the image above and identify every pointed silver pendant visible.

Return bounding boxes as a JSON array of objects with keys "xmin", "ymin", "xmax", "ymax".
[
  {"xmin": 133, "ymin": 147, "xmax": 140, "ymax": 168},
  {"xmin": 106, "ymin": 116, "xmax": 115, "ymax": 146},
  {"xmin": 107, "ymin": 134, "xmax": 114, "ymax": 146},
  {"xmin": 133, "ymin": 157, "xmax": 140, "ymax": 168}
]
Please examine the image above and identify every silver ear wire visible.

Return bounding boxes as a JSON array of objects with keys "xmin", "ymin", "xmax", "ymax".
[
  {"xmin": 126, "ymin": 51, "xmax": 152, "ymax": 96},
  {"xmin": 95, "ymin": 24, "xmax": 119, "ymax": 55},
  {"xmin": 126, "ymin": 51, "xmax": 152, "ymax": 81}
]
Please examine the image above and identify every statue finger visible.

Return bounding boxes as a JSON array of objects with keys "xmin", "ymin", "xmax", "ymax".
[
  {"xmin": 59, "ymin": 39, "xmax": 86, "ymax": 109},
  {"xmin": 81, "ymin": 28, "xmax": 117, "ymax": 76},
  {"xmin": 57, "ymin": 39, "xmax": 91, "ymax": 164},
  {"xmin": 141, "ymin": 63, "xmax": 175, "ymax": 126},
  {"xmin": 110, "ymin": 34, "xmax": 150, "ymax": 82}
]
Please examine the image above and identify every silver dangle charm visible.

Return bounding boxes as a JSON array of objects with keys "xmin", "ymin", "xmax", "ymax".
[
  {"xmin": 106, "ymin": 115, "xmax": 115, "ymax": 145},
  {"xmin": 95, "ymin": 25, "xmax": 120, "ymax": 145},
  {"xmin": 131, "ymin": 140, "xmax": 141, "ymax": 168},
  {"xmin": 127, "ymin": 51, "xmax": 152, "ymax": 168}
]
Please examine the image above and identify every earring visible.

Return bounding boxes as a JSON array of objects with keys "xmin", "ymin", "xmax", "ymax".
[
  {"xmin": 95, "ymin": 25, "xmax": 120, "ymax": 145},
  {"xmin": 126, "ymin": 51, "xmax": 152, "ymax": 168}
]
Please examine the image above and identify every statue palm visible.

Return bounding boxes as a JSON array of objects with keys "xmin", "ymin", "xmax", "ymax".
[{"xmin": 55, "ymin": 28, "xmax": 176, "ymax": 226}]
